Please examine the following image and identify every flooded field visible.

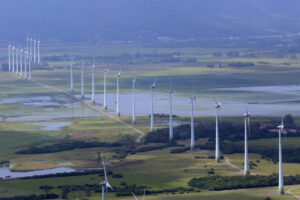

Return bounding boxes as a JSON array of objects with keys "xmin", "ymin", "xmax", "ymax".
[
  {"xmin": 0, "ymin": 93, "xmax": 102, "ymax": 121},
  {"xmin": 21, "ymin": 121, "xmax": 72, "ymax": 131},
  {"xmin": 82, "ymin": 84, "xmax": 300, "ymax": 116},
  {"xmin": 0, "ymin": 164, "xmax": 101, "ymax": 179}
]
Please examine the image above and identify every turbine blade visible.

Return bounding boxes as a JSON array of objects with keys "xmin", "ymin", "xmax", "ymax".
[
  {"xmin": 132, "ymin": 193, "xmax": 138, "ymax": 200},
  {"xmin": 143, "ymin": 188, "xmax": 146, "ymax": 200},
  {"xmin": 106, "ymin": 182, "xmax": 113, "ymax": 190},
  {"xmin": 101, "ymin": 154, "xmax": 108, "ymax": 183},
  {"xmin": 247, "ymin": 117, "xmax": 250, "ymax": 138},
  {"xmin": 152, "ymin": 78, "xmax": 157, "ymax": 88},
  {"xmin": 218, "ymin": 108, "xmax": 222, "ymax": 125}
]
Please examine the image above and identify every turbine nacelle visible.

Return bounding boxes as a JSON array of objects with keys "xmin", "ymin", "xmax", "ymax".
[
  {"xmin": 244, "ymin": 112, "xmax": 250, "ymax": 118},
  {"xmin": 214, "ymin": 102, "xmax": 221, "ymax": 109},
  {"xmin": 169, "ymin": 90, "xmax": 175, "ymax": 94},
  {"xmin": 151, "ymin": 79, "xmax": 157, "ymax": 89},
  {"xmin": 277, "ymin": 117, "xmax": 284, "ymax": 130},
  {"xmin": 190, "ymin": 96, "xmax": 196, "ymax": 103},
  {"xmin": 116, "ymin": 72, "xmax": 121, "ymax": 77}
]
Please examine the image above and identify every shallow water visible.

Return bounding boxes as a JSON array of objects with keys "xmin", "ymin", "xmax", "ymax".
[
  {"xmin": 81, "ymin": 84, "xmax": 300, "ymax": 117},
  {"xmin": 22, "ymin": 121, "xmax": 72, "ymax": 131},
  {"xmin": 0, "ymin": 165, "xmax": 75, "ymax": 179},
  {"xmin": 0, "ymin": 164, "xmax": 100, "ymax": 179},
  {"xmin": 0, "ymin": 93, "xmax": 102, "ymax": 121}
]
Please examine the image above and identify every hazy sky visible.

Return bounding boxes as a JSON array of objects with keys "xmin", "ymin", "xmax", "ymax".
[{"xmin": 1, "ymin": 0, "xmax": 300, "ymax": 43}]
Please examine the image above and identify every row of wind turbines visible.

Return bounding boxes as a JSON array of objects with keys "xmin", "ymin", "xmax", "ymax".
[
  {"xmin": 7, "ymin": 36, "xmax": 40, "ymax": 79},
  {"xmin": 68, "ymin": 60, "xmax": 286, "ymax": 195}
]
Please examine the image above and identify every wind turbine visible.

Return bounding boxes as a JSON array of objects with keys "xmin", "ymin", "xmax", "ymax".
[
  {"xmin": 30, "ymin": 38, "xmax": 33, "ymax": 55},
  {"xmin": 214, "ymin": 101, "xmax": 221, "ymax": 163},
  {"xmin": 12, "ymin": 45, "xmax": 15, "ymax": 73},
  {"xmin": 20, "ymin": 47, "xmax": 23, "ymax": 78},
  {"xmin": 100, "ymin": 155, "xmax": 113, "ymax": 200},
  {"xmin": 132, "ymin": 188, "xmax": 146, "ymax": 200},
  {"xmin": 26, "ymin": 37, "xmax": 29, "ymax": 53},
  {"xmin": 116, "ymin": 71, "xmax": 121, "ymax": 116},
  {"xmin": 277, "ymin": 117, "xmax": 285, "ymax": 194},
  {"xmin": 132, "ymin": 74, "xmax": 136, "ymax": 124},
  {"xmin": 190, "ymin": 96, "xmax": 196, "ymax": 150},
  {"xmin": 37, "ymin": 39, "xmax": 40, "ymax": 64},
  {"xmin": 28, "ymin": 52, "xmax": 32, "ymax": 80},
  {"xmin": 169, "ymin": 89, "xmax": 175, "ymax": 141},
  {"xmin": 81, "ymin": 59, "xmax": 85, "ymax": 99},
  {"xmin": 91, "ymin": 60, "xmax": 96, "ymax": 104},
  {"xmin": 16, "ymin": 47, "xmax": 19, "ymax": 75},
  {"xmin": 243, "ymin": 110, "xmax": 250, "ymax": 175},
  {"xmin": 103, "ymin": 68, "xmax": 108, "ymax": 110},
  {"xmin": 150, "ymin": 79, "xmax": 157, "ymax": 131},
  {"xmin": 8, "ymin": 43, "xmax": 11, "ymax": 71},
  {"xmin": 24, "ymin": 50, "xmax": 27, "ymax": 79},
  {"xmin": 33, "ymin": 38, "xmax": 36, "ymax": 63},
  {"xmin": 70, "ymin": 57, "xmax": 74, "ymax": 92}
]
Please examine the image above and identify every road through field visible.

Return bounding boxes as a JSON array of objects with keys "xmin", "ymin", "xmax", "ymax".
[
  {"xmin": 287, "ymin": 187, "xmax": 300, "ymax": 200},
  {"xmin": 31, "ymin": 80, "xmax": 145, "ymax": 143}
]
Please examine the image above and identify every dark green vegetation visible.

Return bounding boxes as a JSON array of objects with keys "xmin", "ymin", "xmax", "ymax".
[
  {"xmin": 16, "ymin": 141, "xmax": 122, "ymax": 154},
  {"xmin": 188, "ymin": 174, "xmax": 300, "ymax": 191},
  {"xmin": 0, "ymin": 194, "xmax": 59, "ymax": 200},
  {"xmin": 146, "ymin": 115, "xmax": 300, "ymax": 164}
]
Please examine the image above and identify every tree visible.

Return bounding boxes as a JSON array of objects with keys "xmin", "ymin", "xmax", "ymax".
[
  {"xmin": 284, "ymin": 114, "xmax": 295, "ymax": 128},
  {"xmin": 40, "ymin": 185, "xmax": 53, "ymax": 194}
]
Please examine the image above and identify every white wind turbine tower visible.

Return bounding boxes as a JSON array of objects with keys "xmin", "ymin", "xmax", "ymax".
[
  {"xmin": 70, "ymin": 58, "xmax": 74, "ymax": 92},
  {"xmin": 190, "ymin": 96, "xmax": 196, "ymax": 150},
  {"xmin": 8, "ymin": 43, "xmax": 11, "ymax": 71},
  {"xmin": 16, "ymin": 47, "xmax": 19, "ymax": 75},
  {"xmin": 37, "ymin": 39, "xmax": 40, "ymax": 64},
  {"xmin": 132, "ymin": 74, "xmax": 136, "ymax": 124},
  {"xmin": 26, "ymin": 37, "xmax": 29, "ymax": 55},
  {"xmin": 12, "ymin": 45, "xmax": 15, "ymax": 73},
  {"xmin": 214, "ymin": 101, "xmax": 221, "ymax": 163},
  {"xmin": 169, "ymin": 89, "xmax": 175, "ymax": 141},
  {"xmin": 91, "ymin": 61, "xmax": 96, "ymax": 104},
  {"xmin": 33, "ymin": 38, "xmax": 36, "ymax": 63},
  {"xmin": 116, "ymin": 71, "xmax": 121, "ymax": 116},
  {"xmin": 28, "ymin": 52, "xmax": 32, "ymax": 80},
  {"xmin": 20, "ymin": 47, "xmax": 23, "ymax": 78},
  {"xmin": 100, "ymin": 155, "xmax": 113, "ymax": 200},
  {"xmin": 81, "ymin": 59, "xmax": 85, "ymax": 99},
  {"xmin": 24, "ymin": 50, "xmax": 27, "ymax": 79},
  {"xmin": 243, "ymin": 110, "xmax": 250, "ymax": 175},
  {"xmin": 150, "ymin": 79, "xmax": 157, "ymax": 131},
  {"xmin": 277, "ymin": 117, "xmax": 285, "ymax": 194},
  {"xmin": 103, "ymin": 68, "xmax": 108, "ymax": 110},
  {"xmin": 30, "ymin": 38, "xmax": 33, "ymax": 55}
]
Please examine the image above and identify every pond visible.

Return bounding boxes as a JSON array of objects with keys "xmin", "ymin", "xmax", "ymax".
[
  {"xmin": 0, "ymin": 165, "xmax": 101, "ymax": 179},
  {"xmin": 0, "ymin": 165, "xmax": 75, "ymax": 179},
  {"xmin": 22, "ymin": 121, "xmax": 72, "ymax": 131},
  {"xmin": 0, "ymin": 93, "xmax": 102, "ymax": 121}
]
